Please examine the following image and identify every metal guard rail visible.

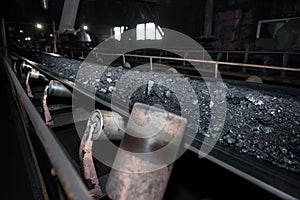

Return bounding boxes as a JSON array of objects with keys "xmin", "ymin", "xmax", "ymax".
[
  {"xmin": 58, "ymin": 49, "xmax": 300, "ymax": 79},
  {"xmin": 2, "ymin": 55, "xmax": 92, "ymax": 200}
]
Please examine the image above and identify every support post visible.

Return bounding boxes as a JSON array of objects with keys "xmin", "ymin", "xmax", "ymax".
[
  {"xmin": 122, "ymin": 54, "xmax": 126, "ymax": 64},
  {"xmin": 58, "ymin": 0, "xmax": 80, "ymax": 33},
  {"xmin": 281, "ymin": 53, "xmax": 289, "ymax": 78},
  {"xmin": 150, "ymin": 57, "xmax": 153, "ymax": 71},
  {"xmin": 214, "ymin": 62, "xmax": 218, "ymax": 78},
  {"xmin": 52, "ymin": 21, "xmax": 57, "ymax": 53},
  {"xmin": 243, "ymin": 49, "xmax": 249, "ymax": 73},
  {"xmin": 203, "ymin": 0, "xmax": 214, "ymax": 37}
]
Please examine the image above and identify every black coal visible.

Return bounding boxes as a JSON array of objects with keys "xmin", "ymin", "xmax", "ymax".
[{"xmin": 21, "ymin": 52, "xmax": 300, "ymax": 173}]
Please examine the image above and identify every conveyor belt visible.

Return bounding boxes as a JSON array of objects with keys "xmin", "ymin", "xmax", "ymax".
[{"xmin": 5, "ymin": 51, "xmax": 300, "ymax": 199}]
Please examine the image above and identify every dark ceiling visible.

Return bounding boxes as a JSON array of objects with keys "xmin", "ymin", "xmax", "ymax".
[
  {"xmin": 0, "ymin": 0, "xmax": 206, "ymax": 38},
  {"xmin": 1, "ymin": 0, "xmax": 300, "ymax": 25},
  {"xmin": 0, "ymin": 0, "xmax": 163, "ymax": 24},
  {"xmin": 1, "ymin": 0, "xmax": 300, "ymax": 49},
  {"xmin": 0, "ymin": 0, "xmax": 64, "ymax": 23}
]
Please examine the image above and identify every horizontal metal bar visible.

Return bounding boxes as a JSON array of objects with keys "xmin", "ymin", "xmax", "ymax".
[
  {"xmin": 57, "ymin": 48, "xmax": 300, "ymax": 70},
  {"xmin": 122, "ymin": 53, "xmax": 300, "ymax": 72},
  {"xmin": 76, "ymin": 51, "xmax": 300, "ymax": 72},
  {"xmin": 2, "ymin": 55, "xmax": 92, "ymax": 200},
  {"xmin": 60, "ymin": 48, "xmax": 300, "ymax": 56}
]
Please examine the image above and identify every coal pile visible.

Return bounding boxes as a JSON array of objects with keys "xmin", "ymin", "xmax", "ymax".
[
  {"xmin": 20, "ymin": 52, "xmax": 300, "ymax": 173},
  {"xmin": 24, "ymin": 52, "xmax": 81, "ymax": 81}
]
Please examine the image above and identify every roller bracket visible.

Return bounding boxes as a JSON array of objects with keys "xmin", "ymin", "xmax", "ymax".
[
  {"xmin": 42, "ymin": 86, "xmax": 54, "ymax": 126},
  {"xmin": 79, "ymin": 110, "xmax": 104, "ymax": 197}
]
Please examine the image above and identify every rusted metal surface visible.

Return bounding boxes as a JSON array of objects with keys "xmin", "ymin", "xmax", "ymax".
[
  {"xmin": 79, "ymin": 110, "xmax": 104, "ymax": 197},
  {"xmin": 25, "ymin": 72, "xmax": 34, "ymax": 98},
  {"xmin": 41, "ymin": 86, "xmax": 54, "ymax": 126},
  {"xmin": 106, "ymin": 103, "xmax": 187, "ymax": 200}
]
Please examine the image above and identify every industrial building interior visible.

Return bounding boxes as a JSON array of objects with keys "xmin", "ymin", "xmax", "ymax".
[{"xmin": 1, "ymin": 0, "xmax": 300, "ymax": 200}]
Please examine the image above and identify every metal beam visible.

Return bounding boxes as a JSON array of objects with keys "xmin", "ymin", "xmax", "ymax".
[
  {"xmin": 203, "ymin": 0, "xmax": 214, "ymax": 37},
  {"xmin": 1, "ymin": 18, "xmax": 7, "ymax": 56},
  {"xmin": 40, "ymin": 0, "xmax": 49, "ymax": 10},
  {"xmin": 58, "ymin": 0, "xmax": 81, "ymax": 34}
]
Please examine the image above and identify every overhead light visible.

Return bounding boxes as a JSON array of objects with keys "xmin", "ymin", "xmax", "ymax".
[
  {"xmin": 18, "ymin": 39, "xmax": 21, "ymax": 42},
  {"xmin": 19, "ymin": 30, "xmax": 24, "ymax": 33},
  {"xmin": 50, "ymin": 33, "xmax": 53, "ymax": 37},
  {"xmin": 36, "ymin": 23, "xmax": 43, "ymax": 29},
  {"xmin": 83, "ymin": 25, "xmax": 88, "ymax": 30}
]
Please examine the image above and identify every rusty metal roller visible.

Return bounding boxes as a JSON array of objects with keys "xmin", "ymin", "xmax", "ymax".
[
  {"xmin": 106, "ymin": 103, "xmax": 187, "ymax": 200},
  {"xmin": 48, "ymin": 80, "xmax": 72, "ymax": 98}
]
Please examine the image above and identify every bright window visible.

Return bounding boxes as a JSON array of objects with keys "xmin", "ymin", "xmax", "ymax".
[
  {"xmin": 136, "ymin": 22, "xmax": 164, "ymax": 40},
  {"xmin": 113, "ymin": 26, "xmax": 126, "ymax": 41},
  {"xmin": 136, "ymin": 24, "xmax": 145, "ymax": 40}
]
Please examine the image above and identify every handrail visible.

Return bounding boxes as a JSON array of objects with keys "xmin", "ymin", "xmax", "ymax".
[
  {"xmin": 122, "ymin": 53, "xmax": 300, "ymax": 71},
  {"xmin": 2, "ymin": 55, "xmax": 92, "ymax": 200},
  {"xmin": 88, "ymin": 52, "xmax": 300, "ymax": 78},
  {"xmin": 58, "ymin": 49, "xmax": 300, "ymax": 78},
  {"xmin": 60, "ymin": 48, "xmax": 300, "ymax": 55}
]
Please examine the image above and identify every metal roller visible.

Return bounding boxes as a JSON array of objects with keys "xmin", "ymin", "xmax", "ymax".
[
  {"xmin": 21, "ymin": 62, "xmax": 32, "ymax": 69},
  {"xmin": 29, "ymin": 71, "xmax": 41, "ymax": 79},
  {"xmin": 48, "ymin": 80, "xmax": 72, "ymax": 98},
  {"xmin": 100, "ymin": 110, "xmax": 125, "ymax": 140},
  {"xmin": 106, "ymin": 103, "xmax": 187, "ymax": 200},
  {"xmin": 29, "ymin": 71, "xmax": 48, "ymax": 81}
]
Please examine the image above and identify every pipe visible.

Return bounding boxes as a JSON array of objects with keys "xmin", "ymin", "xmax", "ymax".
[
  {"xmin": 106, "ymin": 103, "xmax": 187, "ymax": 200},
  {"xmin": 79, "ymin": 110, "xmax": 104, "ymax": 197}
]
